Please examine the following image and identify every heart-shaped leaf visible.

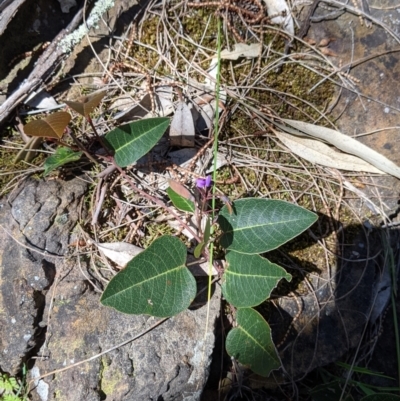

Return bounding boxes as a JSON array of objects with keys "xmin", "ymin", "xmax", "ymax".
[
  {"xmin": 43, "ymin": 147, "xmax": 83, "ymax": 176},
  {"xmin": 218, "ymin": 198, "xmax": 317, "ymax": 254},
  {"xmin": 104, "ymin": 117, "xmax": 170, "ymax": 167},
  {"xmin": 64, "ymin": 90, "xmax": 106, "ymax": 117},
  {"xmin": 222, "ymin": 252, "xmax": 291, "ymax": 307},
  {"xmin": 226, "ymin": 308, "xmax": 281, "ymax": 377},
  {"xmin": 24, "ymin": 112, "xmax": 71, "ymax": 139},
  {"xmin": 100, "ymin": 235, "xmax": 196, "ymax": 317}
]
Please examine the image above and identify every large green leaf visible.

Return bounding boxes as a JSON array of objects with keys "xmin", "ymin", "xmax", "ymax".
[
  {"xmin": 226, "ymin": 308, "xmax": 280, "ymax": 377},
  {"xmin": 43, "ymin": 147, "xmax": 83, "ymax": 176},
  {"xmin": 105, "ymin": 117, "xmax": 170, "ymax": 167},
  {"xmin": 222, "ymin": 252, "xmax": 291, "ymax": 308},
  {"xmin": 218, "ymin": 198, "xmax": 317, "ymax": 254},
  {"xmin": 100, "ymin": 235, "xmax": 196, "ymax": 317}
]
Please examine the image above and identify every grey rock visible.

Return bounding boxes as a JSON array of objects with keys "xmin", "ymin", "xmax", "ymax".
[
  {"xmin": 269, "ymin": 227, "xmax": 399, "ymax": 380},
  {"xmin": 0, "ymin": 177, "xmax": 87, "ymax": 375},
  {"xmin": 0, "ymin": 177, "xmax": 220, "ymax": 401}
]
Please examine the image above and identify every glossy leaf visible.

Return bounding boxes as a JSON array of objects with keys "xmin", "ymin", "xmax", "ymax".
[
  {"xmin": 218, "ymin": 198, "xmax": 317, "ymax": 254},
  {"xmin": 222, "ymin": 252, "xmax": 291, "ymax": 307},
  {"xmin": 226, "ymin": 308, "xmax": 280, "ymax": 377},
  {"xmin": 167, "ymin": 187, "xmax": 195, "ymax": 213},
  {"xmin": 104, "ymin": 117, "xmax": 170, "ymax": 167},
  {"xmin": 64, "ymin": 90, "xmax": 106, "ymax": 117},
  {"xmin": 100, "ymin": 235, "xmax": 196, "ymax": 317},
  {"xmin": 24, "ymin": 111, "xmax": 71, "ymax": 139},
  {"xmin": 43, "ymin": 147, "xmax": 83, "ymax": 176}
]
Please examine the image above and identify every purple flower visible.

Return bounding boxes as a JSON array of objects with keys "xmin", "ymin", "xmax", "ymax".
[{"xmin": 196, "ymin": 175, "xmax": 212, "ymax": 189}]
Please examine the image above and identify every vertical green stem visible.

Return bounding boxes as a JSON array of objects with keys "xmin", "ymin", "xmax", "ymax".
[
  {"xmin": 207, "ymin": 17, "xmax": 222, "ymax": 300},
  {"xmin": 211, "ymin": 22, "xmax": 222, "ymax": 221}
]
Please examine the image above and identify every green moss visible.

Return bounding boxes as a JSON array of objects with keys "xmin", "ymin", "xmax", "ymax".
[{"xmin": 99, "ymin": 357, "xmax": 123, "ymax": 396}]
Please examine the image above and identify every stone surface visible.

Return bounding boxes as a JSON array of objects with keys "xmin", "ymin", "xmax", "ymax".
[
  {"xmin": 0, "ymin": 177, "xmax": 87, "ymax": 375},
  {"xmin": 268, "ymin": 226, "xmax": 400, "ymax": 380},
  {"xmin": 31, "ymin": 269, "xmax": 220, "ymax": 401},
  {"xmin": 305, "ymin": 1, "xmax": 400, "ymax": 212},
  {"xmin": 0, "ymin": 177, "xmax": 220, "ymax": 400}
]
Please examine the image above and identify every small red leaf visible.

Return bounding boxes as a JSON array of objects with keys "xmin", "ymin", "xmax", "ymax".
[
  {"xmin": 64, "ymin": 90, "xmax": 106, "ymax": 117},
  {"xmin": 24, "ymin": 111, "xmax": 72, "ymax": 139}
]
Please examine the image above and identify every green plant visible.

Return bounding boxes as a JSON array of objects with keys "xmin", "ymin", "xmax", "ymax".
[
  {"xmin": 22, "ymin": 88, "xmax": 317, "ymax": 377},
  {"xmin": 15, "ymin": 16, "xmax": 318, "ymax": 378},
  {"xmin": 0, "ymin": 371, "xmax": 28, "ymax": 401},
  {"xmin": 99, "ymin": 131, "xmax": 317, "ymax": 377},
  {"xmin": 21, "ymin": 91, "xmax": 170, "ymax": 176},
  {"xmin": 308, "ymin": 362, "xmax": 400, "ymax": 401},
  {"xmin": 98, "ymin": 14, "xmax": 316, "ymax": 377}
]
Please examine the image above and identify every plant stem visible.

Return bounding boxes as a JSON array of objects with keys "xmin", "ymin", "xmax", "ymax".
[
  {"xmin": 112, "ymin": 161, "xmax": 203, "ymax": 244},
  {"xmin": 208, "ymin": 16, "xmax": 223, "ymax": 274},
  {"xmin": 68, "ymin": 129, "xmax": 99, "ymax": 165},
  {"xmin": 87, "ymin": 115, "xmax": 113, "ymax": 156}
]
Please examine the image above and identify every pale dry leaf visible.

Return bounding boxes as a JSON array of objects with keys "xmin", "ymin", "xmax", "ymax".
[
  {"xmin": 220, "ymin": 43, "xmax": 262, "ymax": 60},
  {"xmin": 184, "ymin": 58, "xmax": 228, "ymax": 130},
  {"xmin": 25, "ymin": 90, "xmax": 59, "ymax": 110},
  {"xmin": 279, "ymin": 119, "xmax": 400, "ymax": 179},
  {"xmin": 97, "ymin": 240, "xmax": 215, "ymax": 276},
  {"xmin": 341, "ymin": 178, "xmax": 383, "ymax": 215},
  {"xmin": 205, "ymin": 151, "xmax": 228, "ymax": 173},
  {"xmin": 205, "ymin": 57, "xmax": 227, "ymax": 103},
  {"xmin": 113, "ymin": 87, "xmax": 174, "ymax": 122},
  {"xmin": 170, "ymin": 101, "xmax": 195, "ymax": 147},
  {"xmin": 275, "ymin": 131, "xmax": 385, "ymax": 174},
  {"xmin": 96, "ymin": 242, "xmax": 143, "ymax": 268},
  {"xmin": 263, "ymin": 0, "xmax": 294, "ymax": 35}
]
